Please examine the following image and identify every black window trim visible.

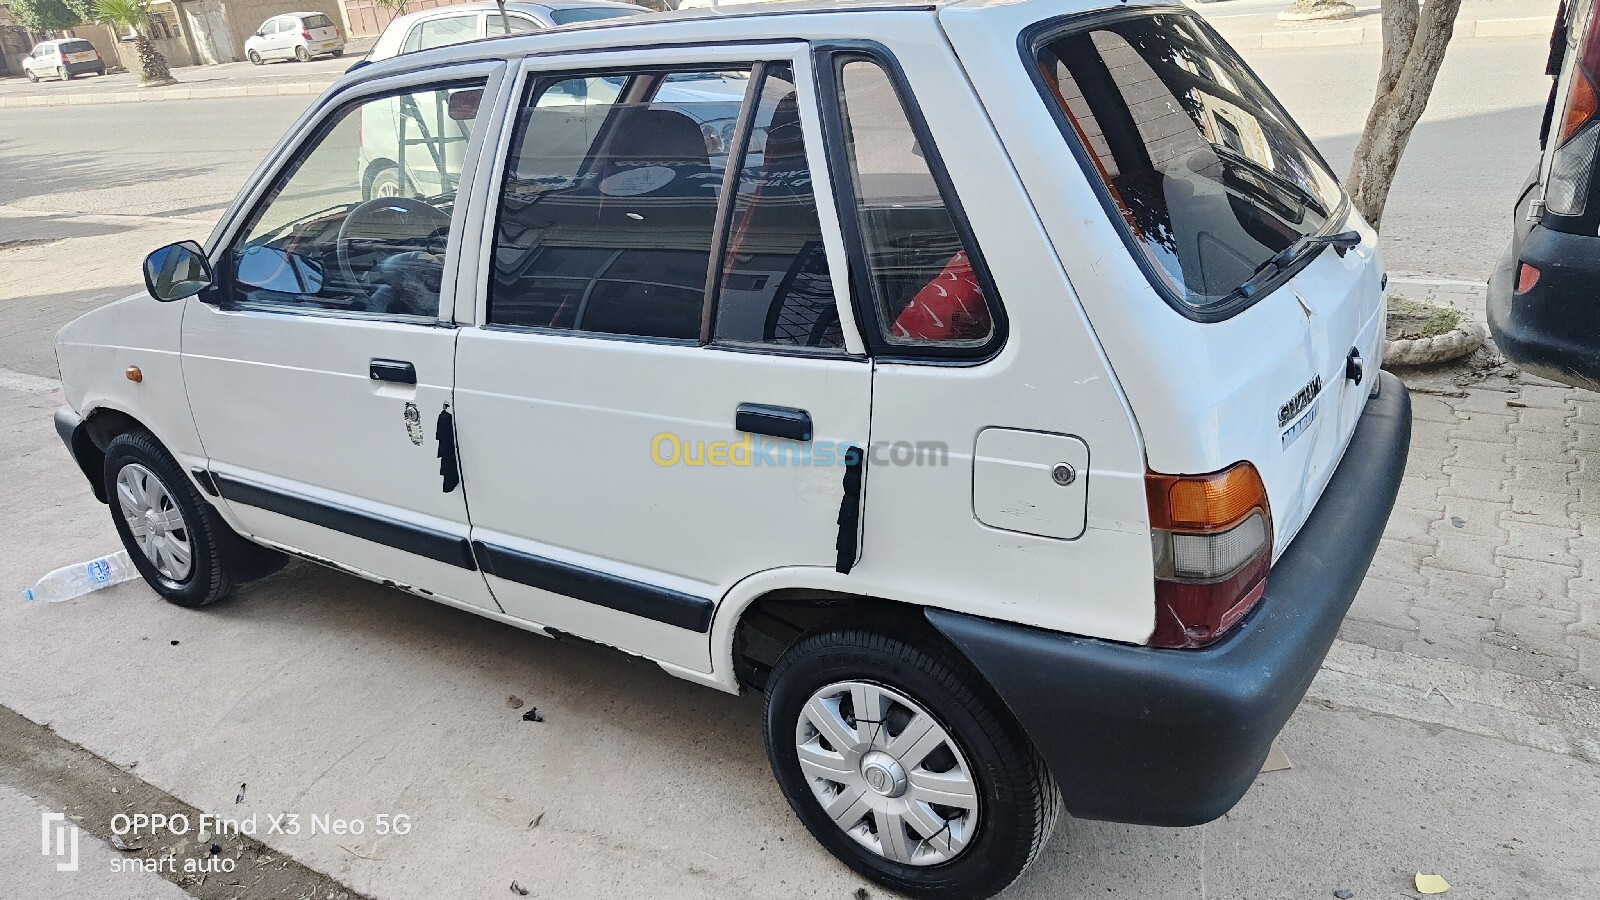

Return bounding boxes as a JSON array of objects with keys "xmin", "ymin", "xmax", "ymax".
[
  {"xmin": 811, "ymin": 41, "xmax": 1009, "ymax": 366},
  {"xmin": 1020, "ymin": 8, "xmax": 1352, "ymax": 324},
  {"xmin": 212, "ymin": 75, "xmax": 489, "ymax": 324},
  {"xmin": 484, "ymin": 58, "xmax": 862, "ymax": 357}
]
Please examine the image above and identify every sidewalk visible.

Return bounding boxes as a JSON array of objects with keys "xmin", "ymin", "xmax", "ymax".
[{"xmin": 1194, "ymin": 0, "xmax": 1557, "ymax": 49}]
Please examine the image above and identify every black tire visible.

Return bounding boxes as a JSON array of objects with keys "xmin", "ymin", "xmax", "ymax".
[
  {"xmin": 764, "ymin": 625, "xmax": 1060, "ymax": 900},
  {"xmin": 248, "ymin": 50, "xmax": 263, "ymax": 65},
  {"xmin": 58, "ymin": 66, "xmax": 72, "ymax": 81},
  {"xmin": 103, "ymin": 431, "xmax": 285, "ymax": 607},
  {"xmin": 295, "ymin": 45, "xmax": 310, "ymax": 62},
  {"xmin": 364, "ymin": 165, "xmax": 406, "ymax": 201},
  {"xmin": 331, "ymin": 48, "xmax": 344, "ymax": 58},
  {"xmin": 26, "ymin": 69, "xmax": 38, "ymax": 82}
]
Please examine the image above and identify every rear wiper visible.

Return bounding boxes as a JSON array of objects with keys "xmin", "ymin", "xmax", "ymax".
[{"xmin": 1232, "ymin": 229, "xmax": 1361, "ymax": 300}]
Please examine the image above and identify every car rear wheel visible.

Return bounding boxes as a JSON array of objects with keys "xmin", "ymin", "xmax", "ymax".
[
  {"xmin": 248, "ymin": 49, "xmax": 263, "ymax": 65},
  {"xmin": 764, "ymin": 625, "xmax": 1060, "ymax": 899},
  {"xmin": 295, "ymin": 45, "xmax": 310, "ymax": 62},
  {"xmin": 331, "ymin": 48, "xmax": 344, "ymax": 58},
  {"xmin": 58, "ymin": 66, "xmax": 71, "ymax": 81}
]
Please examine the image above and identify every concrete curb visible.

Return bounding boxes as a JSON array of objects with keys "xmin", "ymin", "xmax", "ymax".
[
  {"xmin": 1220, "ymin": 14, "xmax": 1551, "ymax": 50},
  {"xmin": 0, "ymin": 77, "xmax": 333, "ymax": 110}
]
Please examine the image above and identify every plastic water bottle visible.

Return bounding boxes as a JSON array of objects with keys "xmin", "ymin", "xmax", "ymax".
[{"xmin": 22, "ymin": 551, "xmax": 138, "ymax": 603}]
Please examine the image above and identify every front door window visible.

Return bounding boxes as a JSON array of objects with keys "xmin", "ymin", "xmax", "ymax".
[{"xmin": 227, "ymin": 81, "xmax": 486, "ymax": 319}]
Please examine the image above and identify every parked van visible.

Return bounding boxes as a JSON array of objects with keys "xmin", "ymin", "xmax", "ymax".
[
  {"xmin": 55, "ymin": 1, "xmax": 1409, "ymax": 896},
  {"xmin": 1489, "ymin": 0, "xmax": 1600, "ymax": 390}
]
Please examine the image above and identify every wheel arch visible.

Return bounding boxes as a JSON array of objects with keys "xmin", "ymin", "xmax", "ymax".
[
  {"xmin": 703, "ymin": 569, "xmax": 947, "ymax": 695},
  {"xmin": 362, "ymin": 158, "xmax": 399, "ymax": 198}
]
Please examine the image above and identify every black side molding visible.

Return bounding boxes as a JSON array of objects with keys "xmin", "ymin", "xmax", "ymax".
[
  {"xmin": 736, "ymin": 403, "xmax": 812, "ymax": 442},
  {"xmin": 473, "ymin": 541, "xmax": 714, "ymax": 633},
  {"xmin": 214, "ymin": 475, "xmax": 477, "ymax": 570},
  {"xmin": 191, "ymin": 469, "xmax": 220, "ymax": 497}
]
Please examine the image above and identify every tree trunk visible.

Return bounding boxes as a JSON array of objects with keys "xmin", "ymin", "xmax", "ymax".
[
  {"xmin": 133, "ymin": 30, "xmax": 174, "ymax": 86},
  {"xmin": 1345, "ymin": 0, "xmax": 1463, "ymax": 230}
]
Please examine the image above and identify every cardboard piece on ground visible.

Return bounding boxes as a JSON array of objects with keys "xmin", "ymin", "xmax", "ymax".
[{"xmin": 1260, "ymin": 740, "xmax": 1292, "ymax": 773}]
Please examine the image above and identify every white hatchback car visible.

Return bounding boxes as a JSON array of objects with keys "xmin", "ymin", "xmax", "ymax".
[
  {"xmin": 363, "ymin": 0, "xmax": 643, "ymax": 63},
  {"xmin": 244, "ymin": 11, "xmax": 344, "ymax": 64},
  {"xmin": 22, "ymin": 38, "xmax": 106, "ymax": 81},
  {"xmin": 54, "ymin": 1, "xmax": 1409, "ymax": 896}
]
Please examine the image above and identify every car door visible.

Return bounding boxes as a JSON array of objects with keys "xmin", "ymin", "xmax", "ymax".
[
  {"xmin": 262, "ymin": 17, "xmax": 287, "ymax": 57},
  {"xmin": 453, "ymin": 47, "xmax": 871, "ymax": 671},
  {"xmin": 182, "ymin": 64, "xmax": 507, "ymax": 611}
]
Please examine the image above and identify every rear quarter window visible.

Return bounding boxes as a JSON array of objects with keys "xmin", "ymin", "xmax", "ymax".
[{"xmin": 1031, "ymin": 13, "xmax": 1346, "ymax": 317}]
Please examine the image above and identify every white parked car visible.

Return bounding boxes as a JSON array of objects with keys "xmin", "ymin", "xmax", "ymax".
[
  {"xmin": 22, "ymin": 38, "xmax": 106, "ymax": 82},
  {"xmin": 362, "ymin": 0, "xmax": 643, "ymax": 63},
  {"xmin": 54, "ymin": 1, "xmax": 1409, "ymax": 896},
  {"xmin": 244, "ymin": 11, "xmax": 344, "ymax": 64}
]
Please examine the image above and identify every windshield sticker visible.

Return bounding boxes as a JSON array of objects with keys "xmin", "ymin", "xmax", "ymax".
[{"xmin": 1281, "ymin": 400, "xmax": 1319, "ymax": 450}]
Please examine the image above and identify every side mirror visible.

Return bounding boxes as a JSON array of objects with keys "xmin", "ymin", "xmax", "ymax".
[{"xmin": 143, "ymin": 241, "xmax": 214, "ymax": 303}]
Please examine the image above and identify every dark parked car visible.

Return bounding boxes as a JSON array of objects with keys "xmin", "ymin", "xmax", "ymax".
[{"xmin": 1489, "ymin": 0, "xmax": 1600, "ymax": 389}]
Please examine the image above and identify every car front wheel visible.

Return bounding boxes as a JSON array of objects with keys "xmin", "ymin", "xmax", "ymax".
[
  {"xmin": 248, "ymin": 49, "xmax": 263, "ymax": 65},
  {"xmin": 104, "ymin": 431, "xmax": 236, "ymax": 607},
  {"xmin": 26, "ymin": 68, "xmax": 38, "ymax": 82},
  {"xmin": 764, "ymin": 625, "xmax": 1060, "ymax": 900}
]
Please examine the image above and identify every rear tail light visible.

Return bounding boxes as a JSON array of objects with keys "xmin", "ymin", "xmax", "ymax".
[
  {"xmin": 1516, "ymin": 262, "xmax": 1541, "ymax": 293},
  {"xmin": 302, "ymin": 31, "xmax": 313, "ymax": 41},
  {"xmin": 1146, "ymin": 463, "xmax": 1273, "ymax": 648},
  {"xmin": 1547, "ymin": 2, "xmax": 1600, "ymax": 215}
]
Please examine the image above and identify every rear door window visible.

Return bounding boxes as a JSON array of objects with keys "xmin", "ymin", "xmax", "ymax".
[
  {"xmin": 1033, "ymin": 14, "xmax": 1345, "ymax": 313},
  {"xmin": 832, "ymin": 57, "xmax": 996, "ymax": 353},
  {"xmin": 489, "ymin": 67, "xmax": 750, "ymax": 340}
]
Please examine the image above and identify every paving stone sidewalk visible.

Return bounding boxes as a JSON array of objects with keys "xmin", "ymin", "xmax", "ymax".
[{"xmin": 1349, "ymin": 279, "xmax": 1600, "ymax": 689}]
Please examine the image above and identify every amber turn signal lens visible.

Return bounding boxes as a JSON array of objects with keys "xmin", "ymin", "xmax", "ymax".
[
  {"xmin": 1146, "ymin": 462, "xmax": 1268, "ymax": 533},
  {"xmin": 1560, "ymin": 69, "xmax": 1599, "ymax": 147},
  {"xmin": 124, "ymin": 366, "xmax": 143, "ymax": 383}
]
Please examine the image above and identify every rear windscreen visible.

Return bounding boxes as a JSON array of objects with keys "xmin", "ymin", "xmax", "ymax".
[
  {"xmin": 1035, "ymin": 14, "xmax": 1344, "ymax": 311},
  {"xmin": 549, "ymin": 7, "xmax": 638, "ymax": 25},
  {"xmin": 60, "ymin": 40, "xmax": 95, "ymax": 53},
  {"xmin": 303, "ymin": 14, "xmax": 334, "ymax": 28}
]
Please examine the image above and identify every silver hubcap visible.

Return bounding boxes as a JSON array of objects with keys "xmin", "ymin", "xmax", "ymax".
[
  {"xmin": 116, "ymin": 463, "xmax": 193, "ymax": 582},
  {"xmin": 373, "ymin": 178, "xmax": 402, "ymax": 198},
  {"xmin": 795, "ymin": 681, "xmax": 980, "ymax": 866}
]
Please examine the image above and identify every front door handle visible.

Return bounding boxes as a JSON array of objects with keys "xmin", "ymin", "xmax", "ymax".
[
  {"xmin": 736, "ymin": 403, "xmax": 812, "ymax": 442},
  {"xmin": 370, "ymin": 359, "xmax": 416, "ymax": 385}
]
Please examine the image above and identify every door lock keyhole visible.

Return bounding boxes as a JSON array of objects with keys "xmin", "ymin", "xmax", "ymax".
[{"xmin": 1051, "ymin": 463, "xmax": 1077, "ymax": 487}]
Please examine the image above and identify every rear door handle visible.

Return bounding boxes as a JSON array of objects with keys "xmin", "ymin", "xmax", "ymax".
[
  {"xmin": 736, "ymin": 403, "xmax": 812, "ymax": 442},
  {"xmin": 370, "ymin": 359, "xmax": 416, "ymax": 385}
]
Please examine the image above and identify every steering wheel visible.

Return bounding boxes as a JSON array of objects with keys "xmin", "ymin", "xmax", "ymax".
[{"xmin": 336, "ymin": 196, "xmax": 451, "ymax": 312}]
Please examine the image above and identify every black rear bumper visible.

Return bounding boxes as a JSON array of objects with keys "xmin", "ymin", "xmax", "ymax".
[
  {"xmin": 926, "ymin": 371, "xmax": 1411, "ymax": 827},
  {"xmin": 1487, "ymin": 227, "xmax": 1600, "ymax": 391}
]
